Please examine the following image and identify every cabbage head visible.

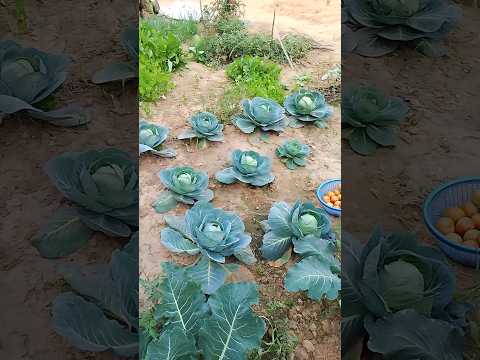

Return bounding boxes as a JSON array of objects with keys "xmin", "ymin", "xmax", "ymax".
[
  {"xmin": 160, "ymin": 201, "xmax": 254, "ymax": 293},
  {"xmin": 341, "ymin": 227, "xmax": 469, "ymax": 359},
  {"xmin": 0, "ymin": 40, "xmax": 89, "ymax": 126},
  {"xmin": 178, "ymin": 111, "xmax": 224, "ymax": 142},
  {"xmin": 342, "ymin": 85, "xmax": 408, "ymax": 155},
  {"xmin": 284, "ymin": 89, "xmax": 333, "ymax": 128},
  {"xmin": 232, "ymin": 97, "xmax": 287, "ymax": 133},
  {"xmin": 92, "ymin": 26, "xmax": 138, "ymax": 84},
  {"xmin": 343, "ymin": 0, "xmax": 462, "ymax": 57},
  {"xmin": 276, "ymin": 139, "xmax": 311, "ymax": 170},
  {"xmin": 139, "ymin": 119, "xmax": 176, "ymax": 157},
  {"xmin": 260, "ymin": 201, "xmax": 334, "ymax": 260},
  {"xmin": 153, "ymin": 167, "xmax": 214, "ymax": 213},
  {"xmin": 45, "ymin": 148, "xmax": 139, "ymax": 231},
  {"xmin": 215, "ymin": 150, "xmax": 274, "ymax": 187}
]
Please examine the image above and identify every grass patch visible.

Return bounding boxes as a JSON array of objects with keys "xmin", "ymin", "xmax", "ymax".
[{"xmin": 191, "ymin": 19, "xmax": 313, "ymax": 67}]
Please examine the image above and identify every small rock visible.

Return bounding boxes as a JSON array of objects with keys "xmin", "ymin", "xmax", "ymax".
[
  {"xmin": 295, "ymin": 346, "xmax": 309, "ymax": 360},
  {"xmin": 303, "ymin": 339, "xmax": 315, "ymax": 353}
]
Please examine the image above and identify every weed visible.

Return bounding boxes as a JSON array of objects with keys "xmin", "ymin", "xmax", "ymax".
[
  {"xmin": 248, "ymin": 316, "xmax": 298, "ymax": 360},
  {"xmin": 139, "ymin": 54, "xmax": 174, "ymax": 102},
  {"xmin": 294, "ymin": 72, "xmax": 313, "ymax": 89},
  {"xmin": 202, "ymin": 0, "xmax": 245, "ymax": 22}
]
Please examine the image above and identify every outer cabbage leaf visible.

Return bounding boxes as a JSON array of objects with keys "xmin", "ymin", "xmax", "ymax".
[{"xmin": 199, "ymin": 282, "xmax": 266, "ymax": 360}]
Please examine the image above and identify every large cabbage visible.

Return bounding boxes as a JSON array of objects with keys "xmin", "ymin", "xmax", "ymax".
[
  {"xmin": 232, "ymin": 97, "xmax": 287, "ymax": 133},
  {"xmin": 0, "ymin": 40, "xmax": 89, "ymax": 126},
  {"xmin": 342, "ymin": 227, "xmax": 470, "ymax": 359},
  {"xmin": 160, "ymin": 201, "xmax": 255, "ymax": 293},
  {"xmin": 343, "ymin": 0, "xmax": 462, "ymax": 57},
  {"xmin": 342, "ymin": 85, "xmax": 409, "ymax": 155},
  {"xmin": 215, "ymin": 150, "xmax": 275, "ymax": 187}
]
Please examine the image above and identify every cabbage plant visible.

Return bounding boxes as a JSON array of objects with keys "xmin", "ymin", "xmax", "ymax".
[
  {"xmin": 0, "ymin": 40, "xmax": 89, "ymax": 126},
  {"xmin": 139, "ymin": 119, "xmax": 176, "ymax": 157},
  {"xmin": 160, "ymin": 201, "xmax": 256, "ymax": 293},
  {"xmin": 276, "ymin": 139, "xmax": 311, "ymax": 170},
  {"xmin": 260, "ymin": 201, "xmax": 339, "ymax": 301},
  {"xmin": 178, "ymin": 111, "xmax": 224, "ymax": 143},
  {"xmin": 342, "ymin": 85, "xmax": 409, "ymax": 155},
  {"xmin": 153, "ymin": 167, "xmax": 214, "ymax": 213},
  {"xmin": 143, "ymin": 263, "xmax": 265, "ymax": 360},
  {"xmin": 52, "ymin": 232, "xmax": 138, "ymax": 357},
  {"xmin": 216, "ymin": 150, "xmax": 275, "ymax": 187},
  {"xmin": 342, "ymin": 227, "xmax": 469, "ymax": 359},
  {"xmin": 284, "ymin": 89, "xmax": 333, "ymax": 128},
  {"xmin": 343, "ymin": 0, "xmax": 462, "ymax": 57},
  {"xmin": 92, "ymin": 26, "xmax": 138, "ymax": 84},
  {"xmin": 232, "ymin": 97, "xmax": 287, "ymax": 133},
  {"xmin": 32, "ymin": 148, "xmax": 138, "ymax": 258}
]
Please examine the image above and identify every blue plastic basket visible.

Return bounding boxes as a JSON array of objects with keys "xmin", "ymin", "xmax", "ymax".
[
  {"xmin": 423, "ymin": 177, "xmax": 480, "ymax": 268},
  {"xmin": 316, "ymin": 179, "xmax": 341, "ymax": 217}
]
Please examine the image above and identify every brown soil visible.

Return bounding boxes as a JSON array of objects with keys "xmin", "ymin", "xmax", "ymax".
[
  {"xmin": 1, "ymin": 1, "xmax": 136, "ymax": 359},
  {"xmin": 140, "ymin": 1, "xmax": 341, "ymax": 359}
]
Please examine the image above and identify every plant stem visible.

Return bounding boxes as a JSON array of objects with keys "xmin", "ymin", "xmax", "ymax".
[
  {"xmin": 271, "ymin": 9, "xmax": 276, "ymax": 37},
  {"xmin": 15, "ymin": 0, "xmax": 27, "ymax": 33}
]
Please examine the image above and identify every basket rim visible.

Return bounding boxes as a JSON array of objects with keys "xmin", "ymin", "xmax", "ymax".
[
  {"xmin": 423, "ymin": 176, "xmax": 480, "ymax": 255},
  {"xmin": 317, "ymin": 179, "xmax": 341, "ymax": 213}
]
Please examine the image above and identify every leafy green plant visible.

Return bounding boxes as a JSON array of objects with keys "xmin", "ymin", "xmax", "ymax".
[
  {"xmin": 233, "ymin": 97, "xmax": 287, "ymax": 133},
  {"xmin": 32, "ymin": 149, "xmax": 138, "ymax": 258},
  {"xmin": 216, "ymin": 149, "xmax": 275, "ymax": 187},
  {"xmin": 145, "ymin": 15, "xmax": 198, "ymax": 42},
  {"xmin": 343, "ymin": 0, "xmax": 462, "ymax": 57},
  {"xmin": 342, "ymin": 85, "xmax": 409, "ymax": 155},
  {"xmin": 139, "ymin": 119, "xmax": 176, "ymax": 157},
  {"xmin": 178, "ymin": 111, "xmax": 224, "ymax": 144},
  {"xmin": 140, "ymin": 21, "xmax": 184, "ymax": 73},
  {"xmin": 160, "ymin": 202, "xmax": 256, "ymax": 293},
  {"xmin": 139, "ymin": 55, "xmax": 173, "ymax": 101},
  {"xmin": 52, "ymin": 232, "xmax": 138, "ymax": 357},
  {"xmin": 153, "ymin": 167, "xmax": 214, "ymax": 214},
  {"xmin": 226, "ymin": 56, "xmax": 286, "ymax": 103},
  {"xmin": 285, "ymin": 89, "xmax": 334, "ymax": 128},
  {"xmin": 143, "ymin": 262, "xmax": 265, "ymax": 359},
  {"xmin": 0, "ymin": 40, "xmax": 89, "ymax": 126},
  {"xmin": 342, "ymin": 226, "xmax": 470, "ymax": 359},
  {"xmin": 92, "ymin": 26, "xmax": 138, "ymax": 84},
  {"xmin": 260, "ymin": 201, "xmax": 340, "ymax": 301},
  {"xmin": 276, "ymin": 139, "xmax": 311, "ymax": 170},
  {"xmin": 190, "ymin": 19, "xmax": 313, "ymax": 66},
  {"xmin": 202, "ymin": 0, "xmax": 245, "ymax": 21}
]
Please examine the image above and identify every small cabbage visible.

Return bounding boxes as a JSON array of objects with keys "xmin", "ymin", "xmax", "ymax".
[
  {"xmin": 139, "ymin": 119, "xmax": 176, "ymax": 157},
  {"xmin": 276, "ymin": 139, "xmax": 310, "ymax": 170},
  {"xmin": 153, "ymin": 167, "xmax": 214, "ymax": 213},
  {"xmin": 178, "ymin": 111, "xmax": 224, "ymax": 142},
  {"xmin": 215, "ymin": 150, "xmax": 275, "ymax": 187},
  {"xmin": 342, "ymin": 86, "xmax": 409, "ymax": 155},
  {"xmin": 343, "ymin": 0, "xmax": 462, "ymax": 57},
  {"xmin": 260, "ymin": 201, "xmax": 334, "ymax": 260},
  {"xmin": 232, "ymin": 97, "xmax": 287, "ymax": 133},
  {"xmin": 0, "ymin": 40, "xmax": 89, "ymax": 126},
  {"xmin": 284, "ymin": 89, "xmax": 333, "ymax": 128}
]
